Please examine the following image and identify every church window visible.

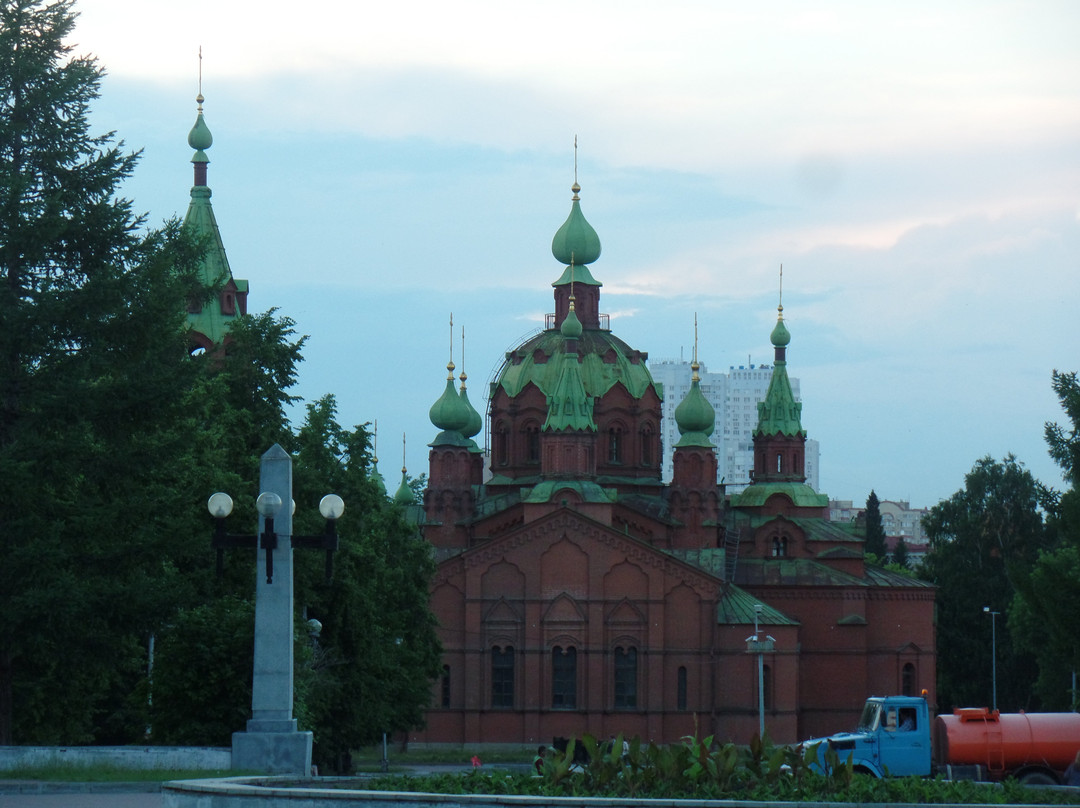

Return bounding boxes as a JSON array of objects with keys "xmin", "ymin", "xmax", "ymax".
[
  {"xmin": 526, "ymin": 426, "xmax": 540, "ymax": 464},
  {"xmin": 491, "ymin": 646, "xmax": 514, "ymax": 708},
  {"xmin": 608, "ymin": 428, "xmax": 622, "ymax": 464},
  {"xmin": 640, "ymin": 427, "xmax": 653, "ymax": 466},
  {"xmin": 614, "ymin": 646, "xmax": 637, "ymax": 709},
  {"xmin": 677, "ymin": 666, "xmax": 688, "ymax": 711},
  {"xmin": 902, "ymin": 662, "xmax": 916, "ymax": 697},
  {"xmin": 496, "ymin": 426, "xmax": 509, "ymax": 466},
  {"xmin": 441, "ymin": 665, "xmax": 451, "ymax": 708},
  {"xmin": 771, "ymin": 536, "xmax": 787, "ymax": 557},
  {"xmin": 551, "ymin": 646, "xmax": 577, "ymax": 709},
  {"xmin": 776, "ymin": 453, "xmax": 783, "ymax": 473}
]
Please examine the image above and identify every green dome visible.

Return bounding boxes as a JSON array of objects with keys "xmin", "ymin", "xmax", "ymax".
[
  {"xmin": 430, "ymin": 374, "xmax": 470, "ymax": 433},
  {"xmin": 551, "ymin": 184, "xmax": 601, "ymax": 267},
  {"xmin": 560, "ymin": 303, "xmax": 583, "ymax": 339},
  {"xmin": 188, "ymin": 96, "xmax": 213, "ymax": 154},
  {"xmin": 459, "ymin": 384, "xmax": 483, "ymax": 440},
  {"xmin": 770, "ymin": 315, "xmax": 791, "ymax": 347},
  {"xmin": 674, "ymin": 374, "xmax": 715, "ymax": 448},
  {"xmin": 496, "ymin": 329, "xmax": 658, "ymax": 404},
  {"xmin": 393, "ymin": 470, "xmax": 414, "ymax": 505}
]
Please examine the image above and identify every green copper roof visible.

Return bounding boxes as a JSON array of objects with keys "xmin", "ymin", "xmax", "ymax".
[
  {"xmin": 560, "ymin": 303, "xmax": 583, "ymax": 339},
  {"xmin": 184, "ymin": 189, "xmax": 237, "ymax": 344},
  {"xmin": 393, "ymin": 470, "xmax": 414, "ymax": 505},
  {"xmin": 496, "ymin": 329, "xmax": 659, "ymax": 403},
  {"xmin": 188, "ymin": 97, "xmax": 213, "ymax": 154},
  {"xmin": 754, "ymin": 313, "xmax": 805, "ymax": 438},
  {"xmin": 459, "ymin": 383, "xmax": 483, "ymax": 440},
  {"xmin": 674, "ymin": 373, "xmax": 715, "ymax": 448},
  {"xmin": 427, "ymin": 373, "xmax": 470, "ymax": 445},
  {"xmin": 543, "ymin": 350, "xmax": 596, "ymax": 432},
  {"xmin": 523, "ymin": 480, "xmax": 615, "ymax": 504},
  {"xmin": 371, "ymin": 462, "xmax": 388, "ymax": 496},
  {"xmin": 551, "ymin": 183, "xmax": 602, "ymax": 269},
  {"xmin": 552, "ymin": 262, "xmax": 602, "ymax": 288},
  {"xmin": 730, "ymin": 481, "xmax": 828, "ymax": 509},
  {"xmin": 717, "ymin": 585, "xmax": 799, "ymax": 626}
]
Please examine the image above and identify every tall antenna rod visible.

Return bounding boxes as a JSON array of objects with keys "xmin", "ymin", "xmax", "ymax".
[
  {"xmin": 447, "ymin": 313, "xmax": 455, "ymax": 377},
  {"xmin": 460, "ymin": 325, "xmax": 468, "ymax": 387},
  {"xmin": 778, "ymin": 263, "xmax": 784, "ymax": 314},
  {"xmin": 574, "ymin": 135, "xmax": 578, "ymax": 185},
  {"xmin": 401, "ymin": 432, "xmax": 407, "ymax": 473}
]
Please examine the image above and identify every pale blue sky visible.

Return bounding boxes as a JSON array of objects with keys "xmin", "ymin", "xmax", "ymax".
[{"xmin": 80, "ymin": 0, "xmax": 1079, "ymax": 506}]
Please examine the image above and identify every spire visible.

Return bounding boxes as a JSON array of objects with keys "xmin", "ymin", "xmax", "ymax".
[
  {"xmin": 755, "ymin": 280, "xmax": 805, "ymax": 439},
  {"xmin": 429, "ymin": 313, "xmax": 471, "ymax": 446},
  {"xmin": 183, "ymin": 54, "xmax": 248, "ymax": 350},
  {"xmin": 393, "ymin": 433, "xmax": 414, "ymax": 505},
  {"xmin": 458, "ymin": 325, "xmax": 483, "ymax": 442},
  {"xmin": 543, "ymin": 324, "xmax": 595, "ymax": 433},
  {"xmin": 674, "ymin": 314, "xmax": 716, "ymax": 447},
  {"xmin": 370, "ymin": 419, "xmax": 387, "ymax": 495}
]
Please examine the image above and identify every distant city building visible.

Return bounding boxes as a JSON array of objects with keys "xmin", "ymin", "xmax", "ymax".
[
  {"xmin": 879, "ymin": 500, "xmax": 930, "ymax": 564},
  {"xmin": 650, "ymin": 359, "xmax": 820, "ymax": 494},
  {"xmin": 828, "ymin": 499, "xmax": 860, "ymax": 523}
]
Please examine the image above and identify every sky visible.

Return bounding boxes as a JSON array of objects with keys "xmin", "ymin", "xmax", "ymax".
[{"xmin": 72, "ymin": 0, "xmax": 1079, "ymax": 508}]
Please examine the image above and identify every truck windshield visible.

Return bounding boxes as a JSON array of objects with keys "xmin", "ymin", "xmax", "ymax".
[{"xmin": 857, "ymin": 701, "xmax": 881, "ymax": 732}]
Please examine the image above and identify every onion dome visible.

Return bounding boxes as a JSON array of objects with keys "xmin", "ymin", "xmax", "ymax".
[
  {"xmin": 188, "ymin": 93, "xmax": 213, "ymax": 164},
  {"xmin": 393, "ymin": 469, "xmax": 414, "ymax": 505},
  {"xmin": 552, "ymin": 183, "xmax": 601, "ymax": 266},
  {"xmin": 560, "ymin": 298, "xmax": 583, "ymax": 339},
  {"xmin": 429, "ymin": 362, "xmax": 472, "ymax": 446},
  {"xmin": 771, "ymin": 307, "xmax": 791, "ymax": 348},
  {"xmin": 458, "ymin": 372, "xmax": 483, "ymax": 441},
  {"xmin": 371, "ymin": 458, "xmax": 388, "ymax": 495},
  {"xmin": 674, "ymin": 362, "xmax": 715, "ymax": 448}
]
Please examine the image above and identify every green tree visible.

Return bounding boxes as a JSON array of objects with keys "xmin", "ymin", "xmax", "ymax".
[
  {"xmin": 1009, "ymin": 370, "xmax": 1080, "ymax": 708},
  {"xmin": 921, "ymin": 455, "xmax": 1048, "ymax": 712},
  {"xmin": 864, "ymin": 490, "xmax": 887, "ymax": 559},
  {"xmin": 0, "ymin": 0, "xmax": 211, "ymax": 743},
  {"xmin": 892, "ymin": 536, "xmax": 910, "ymax": 569},
  {"xmin": 291, "ymin": 396, "xmax": 442, "ymax": 774}
]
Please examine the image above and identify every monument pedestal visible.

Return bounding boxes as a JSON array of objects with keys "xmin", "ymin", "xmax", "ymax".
[{"xmin": 232, "ymin": 719, "xmax": 312, "ymax": 774}]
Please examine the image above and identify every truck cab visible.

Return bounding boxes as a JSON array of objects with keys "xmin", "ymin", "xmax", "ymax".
[{"xmin": 811, "ymin": 696, "xmax": 932, "ymax": 778}]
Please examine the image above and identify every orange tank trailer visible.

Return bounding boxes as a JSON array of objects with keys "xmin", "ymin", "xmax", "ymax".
[{"xmin": 934, "ymin": 707, "xmax": 1080, "ymax": 779}]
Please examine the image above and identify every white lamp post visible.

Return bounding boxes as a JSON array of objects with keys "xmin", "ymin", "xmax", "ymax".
[{"xmin": 983, "ymin": 606, "xmax": 999, "ymax": 712}]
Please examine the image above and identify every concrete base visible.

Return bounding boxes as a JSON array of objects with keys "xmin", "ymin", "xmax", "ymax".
[{"xmin": 232, "ymin": 730, "xmax": 312, "ymax": 775}]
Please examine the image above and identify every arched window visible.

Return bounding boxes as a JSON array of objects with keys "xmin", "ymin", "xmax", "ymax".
[
  {"xmin": 526, "ymin": 426, "xmax": 540, "ymax": 464},
  {"xmin": 441, "ymin": 665, "xmax": 451, "ymax": 708},
  {"xmin": 551, "ymin": 646, "xmax": 577, "ymax": 709},
  {"xmin": 902, "ymin": 662, "xmax": 916, "ymax": 696},
  {"xmin": 614, "ymin": 646, "xmax": 637, "ymax": 710},
  {"xmin": 492, "ymin": 646, "xmax": 514, "ymax": 708},
  {"xmin": 771, "ymin": 536, "xmax": 787, "ymax": 557},
  {"xmin": 496, "ymin": 425, "xmax": 509, "ymax": 466},
  {"xmin": 776, "ymin": 453, "xmax": 783, "ymax": 473},
  {"xmin": 640, "ymin": 427, "xmax": 653, "ymax": 466},
  {"xmin": 608, "ymin": 428, "xmax": 622, "ymax": 464},
  {"xmin": 677, "ymin": 666, "xmax": 688, "ymax": 712}
]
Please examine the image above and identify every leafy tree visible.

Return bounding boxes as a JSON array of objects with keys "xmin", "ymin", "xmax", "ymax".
[
  {"xmin": 1009, "ymin": 370, "xmax": 1080, "ymax": 708},
  {"xmin": 864, "ymin": 490, "xmax": 886, "ymax": 559},
  {"xmin": 291, "ymin": 396, "xmax": 442, "ymax": 774},
  {"xmin": 0, "ymin": 0, "xmax": 210, "ymax": 743},
  {"xmin": 921, "ymin": 455, "xmax": 1048, "ymax": 712}
]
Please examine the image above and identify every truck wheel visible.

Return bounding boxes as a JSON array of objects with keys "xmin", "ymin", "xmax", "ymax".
[{"xmin": 1019, "ymin": 771, "xmax": 1057, "ymax": 786}]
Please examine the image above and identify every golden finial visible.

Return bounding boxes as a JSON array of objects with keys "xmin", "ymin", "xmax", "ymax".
[
  {"xmin": 372, "ymin": 419, "xmax": 379, "ymax": 465},
  {"xmin": 569, "ymin": 256, "xmax": 576, "ymax": 307},
  {"xmin": 691, "ymin": 313, "xmax": 700, "ymax": 382},
  {"xmin": 401, "ymin": 432, "xmax": 407, "ymax": 475},
  {"xmin": 446, "ymin": 313, "xmax": 455, "ymax": 379}
]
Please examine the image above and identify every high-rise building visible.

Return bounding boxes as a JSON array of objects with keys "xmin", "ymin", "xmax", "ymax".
[{"xmin": 650, "ymin": 359, "xmax": 819, "ymax": 493}]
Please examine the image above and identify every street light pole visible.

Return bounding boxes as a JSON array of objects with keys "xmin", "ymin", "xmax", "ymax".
[{"xmin": 983, "ymin": 607, "xmax": 999, "ymax": 712}]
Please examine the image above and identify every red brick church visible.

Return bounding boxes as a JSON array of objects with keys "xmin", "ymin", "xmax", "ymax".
[{"xmin": 410, "ymin": 181, "xmax": 935, "ymax": 748}]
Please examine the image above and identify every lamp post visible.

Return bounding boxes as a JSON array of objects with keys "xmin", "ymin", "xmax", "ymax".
[
  {"xmin": 745, "ymin": 604, "xmax": 775, "ymax": 739},
  {"xmin": 983, "ymin": 607, "xmax": 999, "ymax": 713},
  {"xmin": 206, "ymin": 444, "xmax": 344, "ymax": 775}
]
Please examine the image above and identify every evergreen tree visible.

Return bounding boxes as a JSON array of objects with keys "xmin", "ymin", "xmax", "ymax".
[
  {"xmin": 864, "ymin": 490, "xmax": 887, "ymax": 559},
  {"xmin": 892, "ymin": 536, "xmax": 910, "ymax": 569},
  {"xmin": 0, "ymin": 0, "xmax": 208, "ymax": 743}
]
